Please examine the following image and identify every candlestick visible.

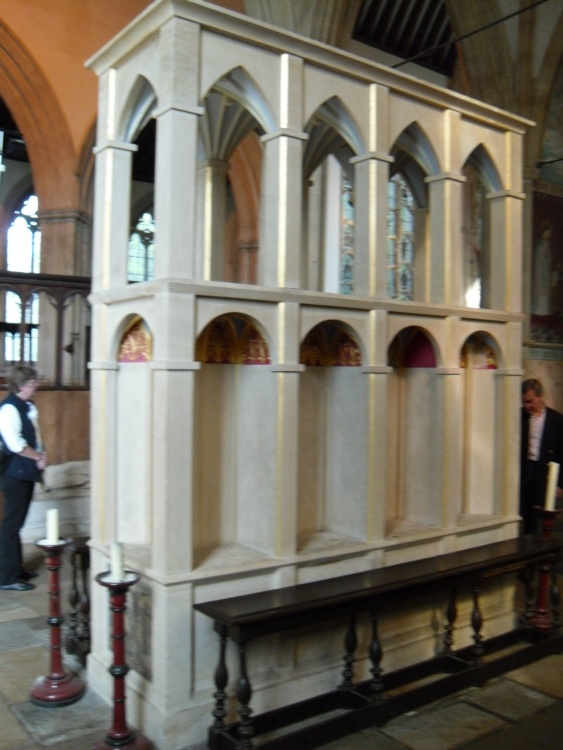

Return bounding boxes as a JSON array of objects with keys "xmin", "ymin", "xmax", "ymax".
[
  {"xmin": 545, "ymin": 462, "xmax": 560, "ymax": 512},
  {"xmin": 111, "ymin": 542, "xmax": 124, "ymax": 580},
  {"xmin": 46, "ymin": 509, "xmax": 59, "ymax": 545}
]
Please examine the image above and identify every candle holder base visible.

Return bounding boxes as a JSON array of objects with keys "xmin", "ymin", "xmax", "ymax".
[
  {"xmin": 30, "ymin": 673, "xmax": 85, "ymax": 707},
  {"xmin": 91, "ymin": 732, "xmax": 153, "ymax": 750}
]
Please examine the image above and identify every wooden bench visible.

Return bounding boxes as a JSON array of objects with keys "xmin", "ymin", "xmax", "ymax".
[{"xmin": 194, "ymin": 535, "xmax": 563, "ymax": 750}]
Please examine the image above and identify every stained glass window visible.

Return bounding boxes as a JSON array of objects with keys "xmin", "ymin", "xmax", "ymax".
[{"xmin": 387, "ymin": 175, "xmax": 414, "ymax": 300}]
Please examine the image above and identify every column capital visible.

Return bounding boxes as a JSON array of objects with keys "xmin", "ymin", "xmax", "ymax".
[
  {"xmin": 350, "ymin": 151, "xmax": 394, "ymax": 165},
  {"xmin": 93, "ymin": 140, "xmax": 138, "ymax": 155},
  {"xmin": 260, "ymin": 128, "xmax": 309, "ymax": 143},
  {"xmin": 486, "ymin": 189, "xmax": 525, "ymax": 201},
  {"xmin": 153, "ymin": 102, "xmax": 205, "ymax": 118},
  {"xmin": 425, "ymin": 172, "xmax": 466, "ymax": 184}
]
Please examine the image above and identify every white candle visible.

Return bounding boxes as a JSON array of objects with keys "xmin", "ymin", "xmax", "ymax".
[
  {"xmin": 545, "ymin": 461, "xmax": 560, "ymax": 512},
  {"xmin": 111, "ymin": 542, "xmax": 124, "ymax": 580},
  {"xmin": 46, "ymin": 509, "xmax": 59, "ymax": 544}
]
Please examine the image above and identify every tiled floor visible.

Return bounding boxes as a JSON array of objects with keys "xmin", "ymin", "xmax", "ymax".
[{"xmin": 1, "ymin": 546, "xmax": 563, "ymax": 750}]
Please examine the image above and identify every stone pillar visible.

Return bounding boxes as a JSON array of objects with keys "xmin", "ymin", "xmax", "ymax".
[
  {"xmin": 259, "ymin": 54, "xmax": 306, "ymax": 288},
  {"xmin": 425, "ymin": 172, "xmax": 466, "ymax": 305},
  {"xmin": 91, "ymin": 140, "xmax": 136, "ymax": 292},
  {"xmin": 151, "ymin": 291, "xmax": 200, "ymax": 575},
  {"xmin": 37, "ymin": 209, "xmax": 91, "ymax": 276},
  {"xmin": 271, "ymin": 302, "xmax": 303, "ymax": 557},
  {"xmin": 363, "ymin": 309, "xmax": 391, "ymax": 540},
  {"xmin": 153, "ymin": 17, "xmax": 203, "ymax": 280},
  {"xmin": 88, "ymin": 361, "xmax": 119, "ymax": 544},
  {"xmin": 497, "ymin": 321, "xmax": 524, "ymax": 523},
  {"xmin": 487, "ymin": 190, "xmax": 525, "ymax": 312},
  {"xmin": 198, "ymin": 159, "xmax": 229, "ymax": 281},
  {"xmin": 351, "ymin": 151, "xmax": 394, "ymax": 297},
  {"xmin": 412, "ymin": 206, "xmax": 429, "ymax": 302}
]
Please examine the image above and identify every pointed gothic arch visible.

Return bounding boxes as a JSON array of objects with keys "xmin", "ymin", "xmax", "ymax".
[{"xmin": 0, "ymin": 21, "xmax": 76, "ymax": 208}]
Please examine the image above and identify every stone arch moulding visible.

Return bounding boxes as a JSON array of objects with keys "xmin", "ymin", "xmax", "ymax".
[
  {"xmin": 119, "ymin": 75, "xmax": 158, "ymax": 144},
  {"xmin": 387, "ymin": 326, "xmax": 440, "ymax": 368},
  {"xmin": 300, "ymin": 320, "xmax": 364, "ymax": 367},
  {"xmin": 195, "ymin": 312, "xmax": 271, "ymax": 364},
  {"xmin": 115, "ymin": 314, "xmax": 153, "ymax": 363},
  {"xmin": 202, "ymin": 66, "xmax": 276, "ymax": 136},
  {"xmin": 459, "ymin": 330, "xmax": 502, "ymax": 370},
  {"xmin": 0, "ymin": 21, "xmax": 76, "ymax": 208},
  {"xmin": 303, "ymin": 96, "xmax": 366, "ymax": 174},
  {"xmin": 462, "ymin": 143, "xmax": 503, "ymax": 193},
  {"xmin": 391, "ymin": 122, "xmax": 441, "ymax": 179}
]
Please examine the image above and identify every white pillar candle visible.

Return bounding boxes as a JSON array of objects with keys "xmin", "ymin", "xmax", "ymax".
[
  {"xmin": 545, "ymin": 461, "xmax": 560, "ymax": 512},
  {"xmin": 111, "ymin": 542, "xmax": 124, "ymax": 580},
  {"xmin": 46, "ymin": 509, "xmax": 59, "ymax": 544}
]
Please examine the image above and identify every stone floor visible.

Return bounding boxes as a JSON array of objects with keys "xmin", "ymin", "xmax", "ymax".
[{"xmin": 1, "ymin": 545, "xmax": 563, "ymax": 750}]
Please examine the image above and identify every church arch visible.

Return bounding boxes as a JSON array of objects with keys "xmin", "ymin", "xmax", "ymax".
[
  {"xmin": 202, "ymin": 66, "xmax": 275, "ymax": 136},
  {"xmin": 387, "ymin": 124, "xmax": 440, "ymax": 302},
  {"xmin": 0, "ymin": 22, "xmax": 76, "ymax": 208},
  {"xmin": 193, "ymin": 311, "xmax": 275, "ymax": 563},
  {"xmin": 303, "ymin": 97, "xmax": 364, "ymax": 294},
  {"xmin": 460, "ymin": 145, "xmax": 503, "ymax": 309},
  {"xmin": 119, "ymin": 75, "xmax": 158, "ymax": 144},
  {"xmin": 386, "ymin": 326, "xmax": 443, "ymax": 532},
  {"xmin": 459, "ymin": 330, "xmax": 503, "ymax": 518},
  {"xmin": 297, "ymin": 319, "xmax": 367, "ymax": 547},
  {"xmin": 196, "ymin": 67, "xmax": 271, "ymax": 284}
]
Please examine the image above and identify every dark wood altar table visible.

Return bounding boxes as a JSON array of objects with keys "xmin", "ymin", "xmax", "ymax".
[{"xmin": 194, "ymin": 535, "xmax": 563, "ymax": 750}]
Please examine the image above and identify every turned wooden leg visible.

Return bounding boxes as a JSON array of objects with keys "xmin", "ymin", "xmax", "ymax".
[
  {"xmin": 368, "ymin": 610, "xmax": 384, "ymax": 705},
  {"xmin": 236, "ymin": 642, "xmax": 254, "ymax": 749},
  {"xmin": 471, "ymin": 586, "xmax": 484, "ymax": 668},
  {"xmin": 443, "ymin": 587, "xmax": 457, "ymax": 655},
  {"xmin": 339, "ymin": 613, "xmax": 358, "ymax": 690},
  {"xmin": 209, "ymin": 627, "xmax": 229, "ymax": 749}
]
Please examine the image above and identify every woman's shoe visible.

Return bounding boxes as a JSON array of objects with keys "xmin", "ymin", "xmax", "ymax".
[{"xmin": 0, "ymin": 581, "xmax": 35, "ymax": 591}]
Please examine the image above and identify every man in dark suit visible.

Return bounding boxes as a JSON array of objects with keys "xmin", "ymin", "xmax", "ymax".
[{"xmin": 520, "ymin": 378, "xmax": 563, "ymax": 534}]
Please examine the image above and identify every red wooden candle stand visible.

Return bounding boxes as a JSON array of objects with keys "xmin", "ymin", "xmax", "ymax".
[
  {"xmin": 531, "ymin": 507, "xmax": 563, "ymax": 631},
  {"xmin": 92, "ymin": 571, "xmax": 153, "ymax": 750},
  {"xmin": 30, "ymin": 539, "xmax": 86, "ymax": 707}
]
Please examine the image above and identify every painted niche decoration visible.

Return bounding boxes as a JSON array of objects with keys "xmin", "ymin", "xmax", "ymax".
[{"xmin": 118, "ymin": 317, "xmax": 152, "ymax": 363}]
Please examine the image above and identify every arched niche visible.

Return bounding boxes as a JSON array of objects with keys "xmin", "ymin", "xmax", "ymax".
[
  {"xmin": 459, "ymin": 331, "xmax": 502, "ymax": 518},
  {"xmin": 193, "ymin": 313, "xmax": 274, "ymax": 565},
  {"xmin": 303, "ymin": 97, "xmax": 360, "ymax": 294},
  {"xmin": 386, "ymin": 326, "xmax": 442, "ymax": 533},
  {"xmin": 297, "ymin": 320, "xmax": 367, "ymax": 549},
  {"xmin": 388, "ymin": 123, "xmax": 438, "ymax": 303},
  {"xmin": 114, "ymin": 314, "xmax": 153, "ymax": 546},
  {"xmin": 197, "ymin": 67, "xmax": 270, "ymax": 284},
  {"xmin": 461, "ymin": 144, "xmax": 502, "ymax": 309}
]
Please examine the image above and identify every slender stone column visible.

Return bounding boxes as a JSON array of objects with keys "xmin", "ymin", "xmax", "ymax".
[
  {"xmin": 91, "ymin": 141, "xmax": 136, "ymax": 292},
  {"xmin": 271, "ymin": 301, "xmax": 303, "ymax": 557},
  {"xmin": 259, "ymin": 54, "xmax": 306, "ymax": 289},
  {"xmin": 363, "ymin": 309, "xmax": 391, "ymax": 540},
  {"xmin": 351, "ymin": 151, "xmax": 394, "ymax": 297},
  {"xmin": 426, "ymin": 172, "xmax": 466, "ymax": 305},
  {"xmin": 198, "ymin": 159, "xmax": 229, "ymax": 281},
  {"xmin": 259, "ymin": 129, "xmax": 307, "ymax": 288},
  {"xmin": 412, "ymin": 207, "xmax": 430, "ymax": 302},
  {"xmin": 487, "ymin": 190, "xmax": 525, "ymax": 312}
]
